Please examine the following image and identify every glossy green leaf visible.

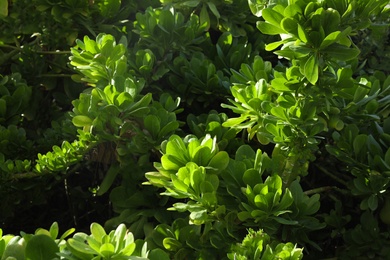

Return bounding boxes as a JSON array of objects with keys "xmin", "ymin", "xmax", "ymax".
[
  {"xmin": 163, "ymin": 237, "xmax": 182, "ymax": 251},
  {"xmin": 2, "ymin": 237, "xmax": 26, "ymax": 260},
  {"xmin": 207, "ymin": 151, "xmax": 229, "ymax": 172},
  {"xmin": 262, "ymin": 8, "xmax": 284, "ymax": 27},
  {"xmin": 193, "ymin": 146, "xmax": 212, "ymax": 166},
  {"xmin": 72, "ymin": 115, "xmax": 93, "ymax": 127},
  {"xmin": 67, "ymin": 238, "xmax": 95, "ymax": 254},
  {"xmin": 144, "ymin": 115, "xmax": 161, "ymax": 139},
  {"xmin": 121, "ymin": 241, "xmax": 136, "ymax": 255},
  {"xmin": 149, "ymin": 248, "xmax": 170, "ymax": 260},
  {"xmin": 303, "ymin": 55, "xmax": 319, "ymax": 84},
  {"xmin": 100, "ymin": 243, "xmax": 115, "ymax": 257},
  {"xmin": 49, "ymin": 222, "xmax": 59, "ymax": 240},
  {"xmin": 97, "ymin": 165, "xmax": 120, "ymax": 196},
  {"xmin": 25, "ymin": 235, "xmax": 59, "ymax": 260},
  {"xmin": 257, "ymin": 21, "xmax": 286, "ymax": 35},
  {"xmin": 322, "ymin": 44, "xmax": 360, "ymax": 61},
  {"xmin": 319, "ymin": 31, "xmax": 341, "ymax": 49},
  {"xmin": 281, "ymin": 17, "xmax": 298, "ymax": 35},
  {"xmin": 297, "ymin": 24, "xmax": 308, "ymax": 42},
  {"xmin": 90, "ymin": 223, "xmax": 107, "ymax": 243},
  {"xmin": 165, "ymin": 135, "xmax": 189, "ymax": 164},
  {"xmin": 271, "ymin": 106, "xmax": 288, "ymax": 121}
]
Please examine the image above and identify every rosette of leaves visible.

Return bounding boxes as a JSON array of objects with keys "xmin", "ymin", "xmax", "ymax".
[
  {"xmin": 62, "ymin": 222, "xmax": 155, "ymax": 259},
  {"xmin": 145, "ymin": 134, "xmax": 230, "ymax": 224},
  {"xmin": 160, "ymin": 0, "xmax": 255, "ymax": 37},
  {"xmin": 228, "ymin": 228, "xmax": 303, "ymax": 260},
  {"xmin": 340, "ymin": 211, "xmax": 390, "ymax": 259},
  {"xmin": 186, "ymin": 110, "xmax": 239, "ymax": 151},
  {"xmin": 213, "ymin": 32, "xmax": 255, "ymax": 72},
  {"xmin": 237, "ymin": 174, "xmax": 295, "ymax": 232},
  {"xmin": 148, "ymin": 217, "xmax": 234, "ymax": 259},
  {"xmin": 0, "ymin": 222, "xmax": 170, "ymax": 260},
  {"xmin": 70, "ymin": 33, "xmax": 134, "ymax": 89},
  {"xmin": 222, "ymin": 57, "xmax": 322, "ymax": 186},
  {"xmin": 167, "ymin": 52, "xmax": 230, "ymax": 108},
  {"xmin": 0, "ymin": 222, "xmax": 75, "ymax": 260},
  {"xmin": 133, "ymin": 7, "xmax": 207, "ymax": 58}
]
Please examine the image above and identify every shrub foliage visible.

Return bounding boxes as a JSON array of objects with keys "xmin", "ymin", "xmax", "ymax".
[{"xmin": 1, "ymin": 0, "xmax": 390, "ymax": 259}]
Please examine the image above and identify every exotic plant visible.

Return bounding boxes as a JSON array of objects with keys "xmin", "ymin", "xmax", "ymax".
[{"xmin": 0, "ymin": 0, "xmax": 390, "ymax": 259}]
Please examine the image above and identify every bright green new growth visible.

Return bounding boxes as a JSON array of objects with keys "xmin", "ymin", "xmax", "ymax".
[{"xmin": 228, "ymin": 228, "xmax": 303, "ymax": 260}]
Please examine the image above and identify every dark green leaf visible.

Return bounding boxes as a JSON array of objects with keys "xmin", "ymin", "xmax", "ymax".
[
  {"xmin": 25, "ymin": 235, "xmax": 59, "ymax": 260},
  {"xmin": 304, "ymin": 55, "xmax": 319, "ymax": 84},
  {"xmin": 322, "ymin": 44, "xmax": 360, "ymax": 61}
]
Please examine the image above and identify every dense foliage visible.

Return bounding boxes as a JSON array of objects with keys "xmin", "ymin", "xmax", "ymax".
[{"xmin": 1, "ymin": 0, "xmax": 390, "ymax": 259}]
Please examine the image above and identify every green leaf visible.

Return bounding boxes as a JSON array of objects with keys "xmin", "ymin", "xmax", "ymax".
[
  {"xmin": 158, "ymin": 121, "xmax": 179, "ymax": 139},
  {"xmin": 265, "ymin": 40, "xmax": 287, "ymax": 51},
  {"xmin": 281, "ymin": 17, "xmax": 298, "ymax": 35},
  {"xmin": 367, "ymin": 195, "xmax": 378, "ymax": 211},
  {"xmin": 127, "ymin": 93, "xmax": 152, "ymax": 116},
  {"xmin": 2, "ymin": 237, "xmax": 26, "ymax": 260},
  {"xmin": 271, "ymin": 106, "xmax": 288, "ymax": 121},
  {"xmin": 112, "ymin": 224, "xmax": 126, "ymax": 252},
  {"xmin": 100, "ymin": 243, "xmax": 115, "ymax": 257},
  {"xmin": 319, "ymin": 31, "xmax": 341, "ymax": 49},
  {"xmin": 207, "ymin": 2, "xmax": 220, "ymax": 18},
  {"xmin": 190, "ymin": 208, "xmax": 208, "ymax": 224},
  {"xmin": 149, "ymin": 248, "xmax": 170, "ymax": 260},
  {"xmin": 367, "ymin": 135, "xmax": 383, "ymax": 157},
  {"xmin": 165, "ymin": 135, "xmax": 189, "ymax": 165},
  {"xmin": 277, "ymin": 189, "xmax": 294, "ymax": 210},
  {"xmin": 304, "ymin": 55, "xmax": 319, "ymax": 84},
  {"xmin": 98, "ymin": 0, "xmax": 121, "ymax": 18},
  {"xmin": 25, "ymin": 235, "xmax": 59, "ymax": 260},
  {"xmin": 90, "ymin": 223, "xmax": 107, "ymax": 243},
  {"xmin": 49, "ymin": 222, "xmax": 59, "ymax": 240},
  {"xmin": 248, "ymin": 0, "xmax": 267, "ymax": 17},
  {"xmin": 144, "ymin": 115, "xmax": 161, "ymax": 139},
  {"xmin": 121, "ymin": 241, "xmax": 136, "ymax": 255},
  {"xmin": 97, "ymin": 165, "xmax": 120, "ymax": 196},
  {"xmin": 207, "ymin": 151, "xmax": 229, "ymax": 173},
  {"xmin": 163, "ymin": 237, "xmax": 182, "ymax": 251},
  {"xmin": 236, "ymin": 145, "xmax": 256, "ymax": 161},
  {"xmin": 243, "ymin": 169, "xmax": 261, "ymax": 187},
  {"xmin": 200, "ymin": 4, "xmax": 210, "ymax": 30},
  {"xmin": 257, "ymin": 21, "xmax": 285, "ymax": 35},
  {"xmin": 181, "ymin": 1, "xmax": 199, "ymax": 7},
  {"xmin": 72, "ymin": 115, "xmax": 93, "ymax": 127},
  {"xmin": 322, "ymin": 44, "xmax": 360, "ymax": 61},
  {"xmin": 59, "ymin": 228, "xmax": 75, "ymax": 241},
  {"xmin": 353, "ymin": 134, "xmax": 368, "ymax": 158},
  {"xmin": 193, "ymin": 146, "xmax": 212, "ymax": 166},
  {"xmin": 0, "ymin": 0, "xmax": 8, "ymax": 17},
  {"xmin": 171, "ymin": 174, "xmax": 189, "ymax": 193},
  {"xmin": 297, "ymin": 24, "xmax": 308, "ymax": 42},
  {"xmin": 67, "ymin": 238, "xmax": 95, "ymax": 254},
  {"xmin": 262, "ymin": 8, "xmax": 285, "ymax": 27}
]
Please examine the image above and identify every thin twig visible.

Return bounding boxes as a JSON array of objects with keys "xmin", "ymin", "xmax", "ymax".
[
  {"xmin": 316, "ymin": 165, "xmax": 348, "ymax": 186},
  {"xmin": 304, "ymin": 186, "xmax": 334, "ymax": 195}
]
